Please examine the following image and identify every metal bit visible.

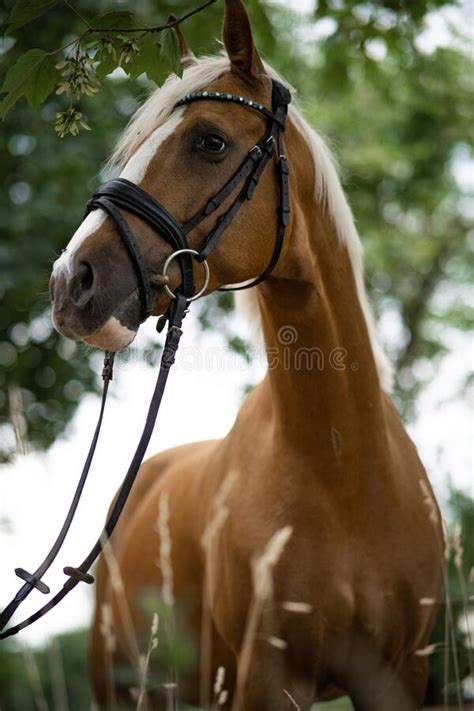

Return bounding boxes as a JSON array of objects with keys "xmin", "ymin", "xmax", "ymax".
[{"xmin": 149, "ymin": 274, "xmax": 170, "ymax": 287}]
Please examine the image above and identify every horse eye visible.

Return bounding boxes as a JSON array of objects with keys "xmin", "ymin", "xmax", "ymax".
[{"xmin": 201, "ymin": 134, "xmax": 227, "ymax": 153}]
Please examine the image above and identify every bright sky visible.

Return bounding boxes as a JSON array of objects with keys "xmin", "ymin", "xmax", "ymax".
[{"xmin": 0, "ymin": 0, "xmax": 472, "ymax": 649}]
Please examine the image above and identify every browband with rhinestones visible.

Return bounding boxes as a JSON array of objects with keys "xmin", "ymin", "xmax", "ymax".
[{"xmin": 176, "ymin": 91, "xmax": 286, "ymax": 129}]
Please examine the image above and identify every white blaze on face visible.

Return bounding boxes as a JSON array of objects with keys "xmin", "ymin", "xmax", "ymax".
[
  {"xmin": 53, "ymin": 210, "xmax": 107, "ymax": 275},
  {"xmin": 52, "ymin": 109, "xmax": 185, "ymax": 277},
  {"xmin": 119, "ymin": 109, "xmax": 184, "ymax": 183}
]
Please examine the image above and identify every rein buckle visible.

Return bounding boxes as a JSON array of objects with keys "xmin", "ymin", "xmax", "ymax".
[{"xmin": 249, "ymin": 145, "xmax": 263, "ymax": 161}]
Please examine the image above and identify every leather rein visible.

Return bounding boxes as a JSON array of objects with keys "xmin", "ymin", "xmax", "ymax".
[{"xmin": 0, "ymin": 79, "xmax": 291, "ymax": 640}]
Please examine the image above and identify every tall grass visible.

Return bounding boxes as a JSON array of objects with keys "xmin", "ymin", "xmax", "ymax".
[
  {"xmin": 21, "ymin": 644, "xmax": 50, "ymax": 711},
  {"xmin": 8, "ymin": 483, "xmax": 472, "ymax": 711},
  {"xmin": 200, "ymin": 471, "xmax": 238, "ymax": 709}
]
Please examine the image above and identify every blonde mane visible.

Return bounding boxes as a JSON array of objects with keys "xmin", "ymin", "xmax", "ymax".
[{"xmin": 112, "ymin": 55, "xmax": 393, "ymax": 392}]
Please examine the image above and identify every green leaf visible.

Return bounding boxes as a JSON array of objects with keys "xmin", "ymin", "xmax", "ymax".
[
  {"xmin": 128, "ymin": 41, "xmax": 165, "ymax": 85},
  {"xmin": 26, "ymin": 56, "xmax": 57, "ymax": 108},
  {"xmin": 96, "ymin": 52, "xmax": 118, "ymax": 80},
  {"xmin": 0, "ymin": 49, "xmax": 57, "ymax": 118},
  {"xmin": 91, "ymin": 11, "xmax": 139, "ymax": 31},
  {"xmin": 7, "ymin": 0, "xmax": 58, "ymax": 33},
  {"xmin": 160, "ymin": 28, "xmax": 183, "ymax": 78}
]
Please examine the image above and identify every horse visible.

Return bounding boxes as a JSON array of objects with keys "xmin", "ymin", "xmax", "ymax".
[{"xmin": 49, "ymin": 1, "xmax": 443, "ymax": 708}]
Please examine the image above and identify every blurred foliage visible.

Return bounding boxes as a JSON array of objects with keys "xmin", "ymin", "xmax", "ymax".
[
  {"xmin": 0, "ymin": 628, "xmax": 92, "ymax": 710},
  {"xmin": 0, "ymin": 0, "xmax": 472, "ymax": 455},
  {"xmin": 298, "ymin": 15, "xmax": 473, "ymax": 417}
]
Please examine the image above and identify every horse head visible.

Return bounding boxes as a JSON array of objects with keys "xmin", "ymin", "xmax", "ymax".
[{"xmin": 49, "ymin": 0, "xmax": 291, "ymax": 351}]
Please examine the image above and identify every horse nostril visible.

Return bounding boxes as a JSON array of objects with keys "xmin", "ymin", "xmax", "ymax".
[
  {"xmin": 71, "ymin": 260, "xmax": 96, "ymax": 307},
  {"xmin": 78, "ymin": 261, "xmax": 94, "ymax": 293}
]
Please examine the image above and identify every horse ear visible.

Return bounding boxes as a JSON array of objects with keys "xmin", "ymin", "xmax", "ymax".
[
  {"xmin": 222, "ymin": 0, "xmax": 264, "ymax": 81},
  {"xmin": 167, "ymin": 15, "xmax": 196, "ymax": 70}
]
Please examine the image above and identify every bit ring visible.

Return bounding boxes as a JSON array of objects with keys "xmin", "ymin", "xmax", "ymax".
[{"xmin": 162, "ymin": 249, "xmax": 210, "ymax": 302}]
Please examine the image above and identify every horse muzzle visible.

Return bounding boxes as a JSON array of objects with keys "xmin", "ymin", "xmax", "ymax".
[{"xmin": 49, "ymin": 257, "xmax": 142, "ymax": 350}]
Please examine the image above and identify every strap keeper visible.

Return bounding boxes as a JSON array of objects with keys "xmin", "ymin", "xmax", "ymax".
[
  {"xmin": 246, "ymin": 176, "xmax": 259, "ymax": 200},
  {"xmin": 279, "ymin": 155, "xmax": 289, "ymax": 173},
  {"xmin": 15, "ymin": 568, "xmax": 50, "ymax": 595},
  {"xmin": 63, "ymin": 566, "xmax": 95, "ymax": 584},
  {"xmin": 280, "ymin": 209, "xmax": 290, "ymax": 227},
  {"xmin": 204, "ymin": 198, "xmax": 219, "ymax": 216},
  {"xmin": 264, "ymin": 135, "xmax": 276, "ymax": 153}
]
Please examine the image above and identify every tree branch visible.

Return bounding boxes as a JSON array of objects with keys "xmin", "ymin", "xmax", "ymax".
[
  {"xmin": 47, "ymin": 0, "xmax": 217, "ymax": 58},
  {"xmin": 88, "ymin": 0, "xmax": 217, "ymax": 34},
  {"xmin": 62, "ymin": 0, "xmax": 93, "ymax": 30},
  {"xmin": 396, "ymin": 230, "xmax": 462, "ymax": 370}
]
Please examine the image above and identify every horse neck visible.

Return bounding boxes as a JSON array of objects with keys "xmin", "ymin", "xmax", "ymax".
[{"xmin": 256, "ymin": 174, "xmax": 390, "ymax": 465}]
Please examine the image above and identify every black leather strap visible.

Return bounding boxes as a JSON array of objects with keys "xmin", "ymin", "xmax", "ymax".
[
  {"xmin": 0, "ymin": 352, "xmax": 114, "ymax": 634},
  {"xmin": 86, "ymin": 179, "xmax": 196, "ymax": 309},
  {"xmin": 0, "ymin": 299, "xmax": 187, "ymax": 641},
  {"xmin": 90, "ymin": 197, "xmax": 153, "ymax": 320},
  {"xmin": 220, "ymin": 156, "xmax": 289, "ymax": 291},
  {"xmin": 182, "ymin": 144, "xmax": 264, "ymax": 234},
  {"xmin": 196, "ymin": 132, "xmax": 277, "ymax": 261},
  {"xmin": 218, "ymin": 88, "xmax": 291, "ymax": 290}
]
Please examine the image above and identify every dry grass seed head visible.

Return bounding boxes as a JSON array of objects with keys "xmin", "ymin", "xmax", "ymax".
[
  {"xmin": 280, "ymin": 601, "xmax": 313, "ymax": 614},
  {"xmin": 155, "ymin": 492, "xmax": 174, "ymax": 607},
  {"xmin": 99, "ymin": 603, "xmax": 116, "ymax": 654},
  {"xmin": 414, "ymin": 643, "xmax": 437, "ymax": 657},
  {"xmin": 419, "ymin": 597, "xmax": 437, "ymax": 606},
  {"xmin": 451, "ymin": 523, "xmax": 464, "ymax": 570},
  {"xmin": 217, "ymin": 689, "xmax": 228, "ymax": 706},
  {"xmin": 201, "ymin": 471, "xmax": 238, "ymax": 551},
  {"xmin": 267, "ymin": 635, "xmax": 288, "ymax": 650},
  {"xmin": 99, "ymin": 534, "xmax": 125, "ymax": 594},
  {"xmin": 213, "ymin": 666, "xmax": 225, "ymax": 695},
  {"xmin": 252, "ymin": 526, "xmax": 293, "ymax": 601}
]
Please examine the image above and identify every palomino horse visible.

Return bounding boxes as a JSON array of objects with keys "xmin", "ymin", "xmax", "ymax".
[{"xmin": 49, "ymin": 1, "xmax": 442, "ymax": 708}]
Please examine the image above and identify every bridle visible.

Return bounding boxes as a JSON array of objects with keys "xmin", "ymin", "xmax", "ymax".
[
  {"xmin": 84, "ymin": 79, "xmax": 291, "ymax": 319},
  {"xmin": 0, "ymin": 79, "xmax": 291, "ymax": 639}
]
